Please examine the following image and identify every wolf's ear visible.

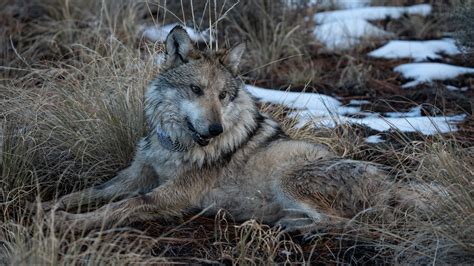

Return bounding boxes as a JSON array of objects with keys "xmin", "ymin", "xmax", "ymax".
[
  {"xmin": 221, "ymin": 43, "xmax": 246, "ymax": 74},
  {"xmin": 165, "ymin": 25, "xmax": 193, "ymax": 66}
]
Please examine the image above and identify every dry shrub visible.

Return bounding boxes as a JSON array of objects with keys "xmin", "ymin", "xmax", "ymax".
[
  {"xmin": 225, "ymin": 0, "xmax": 312, "ymax": 81},
  {"xmin": 280, "ymin": 61, "xmax": 323, "ymax": 87},
  {"xmin": 391, "ymin": 139, "xmax": 474, "ymax": 263},
  {"xmin": 337, "ymin": 56, "xmax": 372, "ymax": 95},
  {"xmin": 0, "ymin": 0, "xmax": 159, "ymax": 262},
  {"xmin": 1, "ymin": 48, "xmax": 153, "ymax": 202},
  {"xmin": 0, "ymin": 0, "xmax": 159, "ymax": 206},
  {"xmin": 213, "ymin": 211, "xmax": 306, "ymax": 264},
  {"xmin": 449, "ymin": 3, "xmax": 474, "ymax": 58},
  {"xmin": 0, "ymin": 0, "xmax": 141, "ymax": 78}
]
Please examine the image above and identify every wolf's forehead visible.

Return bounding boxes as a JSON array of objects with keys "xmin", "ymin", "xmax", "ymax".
[{"xmin": 196, "ymin": 62, "xmax": 230, "ymax": 90}]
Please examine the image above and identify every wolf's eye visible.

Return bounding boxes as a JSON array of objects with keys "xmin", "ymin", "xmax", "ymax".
[
  {"xmin": 219, "ymin": 91, "xmax": 227, "ymax": 100},
  {"xmin": 190, "ymin": 85, "xmax": 203, "ymax": 96}
]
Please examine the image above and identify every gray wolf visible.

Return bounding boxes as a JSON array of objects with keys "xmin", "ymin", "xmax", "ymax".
[{"xmin": 36, "ymin": 26, "xmax": 428, "ymax": 232}]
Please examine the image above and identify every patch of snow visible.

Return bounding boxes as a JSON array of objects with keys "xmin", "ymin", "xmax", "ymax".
[
  {"xmin": 245, "ymin": 85, "xmax": 343, "ymax": 113},
  {"xmin": 142, "ymin": 23, "xmax": 211, "ymax": 43},
  {"xmin": 309, "ymin": 0, "xmax": 371, "ymax": 9},
  {"xmin": 365, "ymin": 135, "xmax": 384, "ymax": 143},
  {"xmin": 279, "ymin": 250, "xmax": 293, "ymax": 256},
  {"xmin": 245, "ymin": 85, "xmax": 466, "ymax": 135},
  {"xmin": 446, "ymin": 85, "xmax": 469, "ymax": 92},
  {"xmin": 346, "ymin": 115, "xmax": 466, "ymax": 134},
  {"xmin": 313, "ymin": 4, "xmax": 431, "ymax": 50},
  {"xmin": 368, "ymin": 39, "xmax": 460, "ymax": 61},
  {"xmin": 349, "ymin": 99, "xmax": 371, "ymax": 105},
  {"xmin": 306, "ymin": 114, "xmax": 466, "ymax": 135},
  {"xmin": 154, "ymin": 53, "xmax": 166, "ymax": 66},
  {"xmin": 394, "ymin": 63, "xmax": 474, "ymax": 88},
  {"xmin": 315, "ymin": 4, "xmax": 431, "ymax": 23},
  {"xmin": 314, "ymin": 18, "xmax": 392, "ymax": 50},
  {"xmin": 287, "ymin": 0, "xmax": 370, "ymax": 9},
  {"xmin": 385, "ymin": 106, "xmax": 421, "ymax": 118}
]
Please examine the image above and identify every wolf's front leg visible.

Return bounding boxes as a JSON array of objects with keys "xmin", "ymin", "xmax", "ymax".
[
  {"xmin": 53, "ymin": 172, "xmax": 216, "ymax": 232},
  {"xmin": 34, "ymin": 153, "xmax": 160, "ymax": 212}
]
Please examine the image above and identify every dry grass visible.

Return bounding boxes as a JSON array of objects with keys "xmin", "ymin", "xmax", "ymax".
[
  {"xmin": 0, "ymin": 0, "xmax": 473, "ymax": 264},
  {"xmin": 225, "ymin": 0, "xmax": 312, "ymax": 82},
  {"xmin": 449, "ymin": 2, "xmax": 474, "ymax": 59}
]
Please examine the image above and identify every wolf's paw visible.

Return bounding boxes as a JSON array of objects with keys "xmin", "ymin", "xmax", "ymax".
[
  {"xmin": 25, "ymin": 201, "xmax": 61, "ymax": 215},
  {"xmin": 276, "ymin": 217, "xmax": 315, "ymax": 232},
  {"xmin": 300, "ymin": 221, "xmax": 351, "ymax": 242},
  {"xmin": 26, "ymin": 200, "xmax": 62, "ymax": 215},
  {"xmin": 299, "ymin": 224, "xmax": 334, "ymax": 242},
  {"xmin": 276, "ymin": 217, "xmax": 347, "ymax": 242},
  {"xmin": 47, "ymin": 210, "xmax": 99, "ymax": 233}
]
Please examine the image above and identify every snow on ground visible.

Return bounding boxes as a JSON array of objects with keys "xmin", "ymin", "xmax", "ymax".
[
  {"xmin": 310, "ymin": 0, "xmax": 371, "ymax": 9},
  {"xmin": 245, "ymin": 85, "xmax": 358, "ymax": 115},
  {"xmin": 385, "ymin": 106, "xmax": 421, "ymax": 118},
  {"xmin": 446, "ymin": 85, "xmax": 469, "ymax": 92},
  {"xmin": 142, "ymin": 23, "xmax": 211, "ymax": 43},
  {"xmin": 394, "ymin": 63, "xmax": 474, "ymax": 88},
  {"xmin": 297, "ymin": 109, "xmax": 465, "ymax": 135},
  {"xmin": 245, "ymin": 85, "xmax": 466, "ymax": 135},
  {"xmin": 365, "ymin": 135, "xmax": 384, "ymax": 143},
  {"xmin": 314, "ymin": 4, "xmax": 431, "ymax": 23},
  {"xmin": 154, "ymin": 53, "xmax": 166, "ymax": 66},
  {"xmin": 349, "ymin": 99, "xmax": 371, "ymax": 105},
  {"xmin": 314, "ymin": 19, "xmax": 392, "ymax": 50},
  {"xmin": 313, "ymin": 4, "xmax": 431, "ymax": 50},
  {"xmin": 287, "ymin": 0, "xmax": 370, "ymax": 9},
  {"xmin": 368, "ymin": 39, "xmax": 460, "ymax": 61},
  {"xmin": 344, "ymin": 115, "xmax": 465, "ymax": 134}
]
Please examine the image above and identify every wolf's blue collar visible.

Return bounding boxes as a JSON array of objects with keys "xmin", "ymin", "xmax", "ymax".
[{"xmin": 156, "ymin": 126, "xmax": 188, "ymax": 152}]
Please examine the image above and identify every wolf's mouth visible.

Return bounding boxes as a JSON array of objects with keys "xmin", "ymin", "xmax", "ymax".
[{"xmin": 186, "ymin": 119, "xmax": 211, "ymax": 146}]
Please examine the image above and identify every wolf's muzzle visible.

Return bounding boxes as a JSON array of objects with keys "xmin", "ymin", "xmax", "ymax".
[{"xmin": 186, "ymin": 119, "xmax": 212, "ymax": 146}]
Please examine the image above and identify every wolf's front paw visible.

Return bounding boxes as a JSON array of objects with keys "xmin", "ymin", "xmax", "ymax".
[
  {"xmin": 26, "ymin": 200, "xmax": 63, "ymax": 214},
  {"xmin": 50, "ymin": 210, "xmax": 99, "ymax": 233}
]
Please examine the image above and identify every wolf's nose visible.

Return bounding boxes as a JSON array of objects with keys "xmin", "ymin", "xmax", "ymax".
[{"xmin": 209, "ymin": 123, "xmax": 223, "ymax": 136}]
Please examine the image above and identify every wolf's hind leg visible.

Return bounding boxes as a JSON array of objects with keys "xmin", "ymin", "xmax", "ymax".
[
  {"xmin": 276, "ymin": 159, "xmax": 388, "ymax": 232},
  {"xmin": 36, "ymin": 157, "xmax": 160, "ymax": 212}
]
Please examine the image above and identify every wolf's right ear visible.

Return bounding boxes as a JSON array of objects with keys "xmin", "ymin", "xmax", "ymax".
[{"xmin": 165, "ymin": 26, "xmax": 192, "ymax": 67}]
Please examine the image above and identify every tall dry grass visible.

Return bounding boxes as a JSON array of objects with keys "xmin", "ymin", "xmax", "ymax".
[
  {"xmin": 0, "ymin": 0, "xmax": 473, "ymax": 264},
  {"xmin": 225, "ymin": 0, "xmax": 311, "ymax": 82},
  {"xmin": 449, "ymin": 2, "xmax": 474, "ymax": 59}
]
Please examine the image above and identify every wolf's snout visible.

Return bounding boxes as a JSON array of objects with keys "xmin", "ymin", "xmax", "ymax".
[{"xmin": 208, "ymin": 123, "xmax": 223, "ymax": 137}]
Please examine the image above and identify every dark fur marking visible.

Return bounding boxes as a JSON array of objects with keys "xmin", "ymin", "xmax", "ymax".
[
  {"xmin": 138, "ymin": 193, "xmax": 154, "ymax": 205},
  {"xmin": 259, "ymin": 126, "xmax": 288, "ymax": 148},
  {"xmin": 173, "ymin": 39, "xmax": 189, "ymax": 64},
  {"xmin": 142, "ymin": 134, "xmax": 153, "ymax": 150},
  {"xmin": 236, "ymin": 112, "xmax": 265, "ymax": 149},
  {"xmin": 229, "ymin": 86, "xmax": 239, "ymax": 102},
  {"xmin": 177, "ymin": 53, "xmax": 188, "ymax": 63}
]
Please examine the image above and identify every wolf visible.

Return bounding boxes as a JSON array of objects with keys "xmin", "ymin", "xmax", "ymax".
[{"xmin": 36, "ymin": 26, "xmax": 428, "ymax": 232}]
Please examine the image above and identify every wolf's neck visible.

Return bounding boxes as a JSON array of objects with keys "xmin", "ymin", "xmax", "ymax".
[
  {"xmin": 155, "ymin": 126, "xmax": 188, "ymax": 152},
  {"xmin": 185, "ymin": 106, "xmax": 263, "ymax": 167}
]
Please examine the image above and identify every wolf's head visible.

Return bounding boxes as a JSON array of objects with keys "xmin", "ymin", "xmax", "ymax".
[{"xmin": 146, "ymin": 26, "xmax": 255, "ymax": 148}]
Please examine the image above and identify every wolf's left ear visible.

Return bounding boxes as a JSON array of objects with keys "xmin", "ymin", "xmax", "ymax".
[
  {"xmin": 165, "ymin": 25, "xmax": 193, "ymax": 66},
  {"xmin": 221, "ymin": 43, "xmax": 246, "ymax": 74}
]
